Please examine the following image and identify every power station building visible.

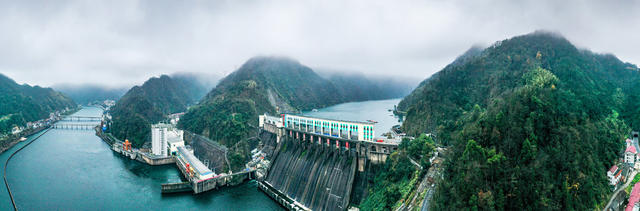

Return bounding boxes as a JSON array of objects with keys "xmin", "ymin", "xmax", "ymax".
[
  {"xmin": 151, "ymin": 123, "xmax": 184, "ymax": 157},
  {"xmin": 282, "ymin": 114, "xmax": 375, "ymax": 141}
]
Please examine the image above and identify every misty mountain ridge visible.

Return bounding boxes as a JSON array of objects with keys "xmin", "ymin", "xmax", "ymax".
[{"xmin": 53, "ymin": 84, "xmax": 128, "ymax": 105}]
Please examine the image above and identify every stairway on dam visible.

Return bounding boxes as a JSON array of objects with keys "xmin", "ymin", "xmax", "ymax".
[{"xmin": 264, "ymin": 136, "xmax": 357, "ymax": 211}]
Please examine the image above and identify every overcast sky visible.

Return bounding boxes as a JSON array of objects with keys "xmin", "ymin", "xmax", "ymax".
[{"xmin": 0, "ymin": 0, "xmax": 639, "ymax": 88}]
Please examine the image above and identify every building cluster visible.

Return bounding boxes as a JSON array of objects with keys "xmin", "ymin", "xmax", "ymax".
[
  {"xmin": 167, "ymin": 112, "xmax": 185, "ymax": 125},
  {"xmin": 608, "ymin": 135, "xmax": 639, "ymax": 190},
  {"xmin": 2, "ymin": 109, "xmax": 69, "ymax": 139}
]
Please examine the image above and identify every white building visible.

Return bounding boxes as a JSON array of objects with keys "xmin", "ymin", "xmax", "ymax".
[
  {"xmin": 608, "ymin": 165, "xmax": 622, "ymax": 186},
  {"xmin": 167, "ymin": 136, "xmax": 185, "ymax": 156},
  {"xmin": 11, "ymin": 126, "xmax": 22, "ymax": 135},
  {"xmin": 626, "ymin": 138, "xmax": 640, "ymax": 166},
  {"xmin": 151, "ymin": 123, "xmax": 184, "ymax": 157}
]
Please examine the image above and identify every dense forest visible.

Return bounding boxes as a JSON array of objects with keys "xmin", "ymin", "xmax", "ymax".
[
  {"xmin": 179, "ymin": 56, "xmax": 414, "ymax": 171},
  {"xmin": 109, "ymin": 74, "xmax": 211, "ymax": 148},
  {"xmin": 53, "ymin": 84, "xmax": 127, "ymax": 105},
  {"xmin": 397, "ymin": 31, "xmax": 639, "ymax": 210},
  {"xmin": 0, "ymin": 73, "xmax": 76, "ymax": 134},
  {"xmin": 359, "ymin": 134, "xmax": 435, "ymax": 210}
]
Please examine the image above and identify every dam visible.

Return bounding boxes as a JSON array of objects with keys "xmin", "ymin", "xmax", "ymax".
[{"xmin": 258, "ymin": 113, "xmax": 400, "ymax": 210}]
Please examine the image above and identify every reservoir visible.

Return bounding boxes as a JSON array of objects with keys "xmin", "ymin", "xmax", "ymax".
[
  {"xmin": 0, "ymin": 98, "xmax": 401, "ymax": 210},
  {"xmin": 303, "ymin": 98, "xmax": 403, "ymax": 134}
]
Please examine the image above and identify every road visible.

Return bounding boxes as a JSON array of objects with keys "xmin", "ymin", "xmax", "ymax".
[{"xmin": 604, "ymin": 169, "xmax": 638, "ymax": 211}]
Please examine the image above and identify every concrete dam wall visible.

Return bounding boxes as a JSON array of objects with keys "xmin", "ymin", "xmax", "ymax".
[{"xmin": 265, "ymin": 136, "xmax": 357, "ymax": 211}]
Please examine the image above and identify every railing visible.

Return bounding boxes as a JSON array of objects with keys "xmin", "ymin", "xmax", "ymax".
[{"xmin": 52, "ymin": 124, "xmax": 98, "ymax": 130}]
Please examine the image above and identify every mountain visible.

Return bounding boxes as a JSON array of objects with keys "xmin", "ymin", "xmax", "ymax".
[
  {"xmin": 179, "ymin": 56, "xmax": 411, "ymax": 171},
  {"xmin": 53, "ymin": 84, "xmax": 127, "ymax": 105},
  {"xmin": 0, "ymin": 73, "xmax": 76, "ymax": 134},
  {"xmin": 397, "ymin": 31, "xmax": 639, "ymax": 210},
  {"xmin": 179, "ymin": 56, "xmax": 337, "ymax": 149},
  {"xmin": 109, "ymin": 74, "xmax": 211, "ymax": 147},
  {"xmin": 321, "ymin": 71, "xmax": 417, "ymax": 102}
]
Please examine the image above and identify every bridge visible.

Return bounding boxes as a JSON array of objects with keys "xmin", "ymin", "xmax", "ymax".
[
  {"xmin": 52, "ymin": 124, "xmax": 98, "ymax": 130},
  {"xmin": 59, "ymin": 116, "xmax": 102, "ymax": 122}
]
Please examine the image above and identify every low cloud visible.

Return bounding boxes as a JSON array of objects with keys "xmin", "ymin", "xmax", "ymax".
[{"xmin": 0, "ymin": 0, "xmax": 638, "ymax": 87}]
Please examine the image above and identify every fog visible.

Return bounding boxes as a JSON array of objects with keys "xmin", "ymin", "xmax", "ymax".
[{"xmin": 0, "ymin": 0, "xmax": 638, "ymax": 87}]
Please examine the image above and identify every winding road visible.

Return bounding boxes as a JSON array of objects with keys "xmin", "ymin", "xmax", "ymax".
[{"xmin": 604, "ymin": 169, "xmax": 638, "ymax": 211}]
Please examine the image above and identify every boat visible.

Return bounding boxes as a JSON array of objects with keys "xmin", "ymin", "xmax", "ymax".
[
  {"xmin": 367, "ymin": 120, "xmax": 378, "ymax": 123},
  {"xmin": 19, "ymin": 137, "xmax": 27, "ymax": 142}
]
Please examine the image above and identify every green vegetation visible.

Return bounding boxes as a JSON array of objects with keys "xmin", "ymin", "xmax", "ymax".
[
  {"xmin": 626, "ymin": 173, "xmax": 640, "ymax": 193},
  {"xmin": 0, "ymin": 73, "xmax": 76, "ymax": 134},
  {"xmin": 403, "ymin": 134, "xmax": 436, "ymax": 169},
  {"xmin": 360, "ymin": 135, "xmax": 435, "ymax": 210},
  {"xmin": 397, "ymin": 31, "xmax": 638, "ymax": 210},
  {"xmin": 179, "ymin": 56, "xmax": 413, "ymax": 171},
  {"xmin": 109, "ymin": 75, "xmax": 209, "ymax": 148}
]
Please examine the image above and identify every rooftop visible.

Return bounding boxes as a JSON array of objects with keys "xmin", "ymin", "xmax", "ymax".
[
  {"xmin": 177, "ymin": 146, "xmax": 214, "ymax": 177},
  {"xmin": 627, "ymin": 145, "xmax": 637, "ymax": 154},
  {"xmin": 627, "ymin": 183, "xmax": 640, "ymax": 211},
  {"xmin": 167, "ymin": 136, "xmax": 183, "ymax": 144},
  {"xmin": 610, "ymin": 165, "xmax": 619, "ymax": 174},
  {"xmin": 285, "ymin": 114, "xmax": 375, "ymax": 125}
]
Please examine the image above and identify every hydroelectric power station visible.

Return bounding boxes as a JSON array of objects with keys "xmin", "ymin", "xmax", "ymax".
[{"xmin": 257, "ymin": 114, "xmax": 400, "ymax": 211}]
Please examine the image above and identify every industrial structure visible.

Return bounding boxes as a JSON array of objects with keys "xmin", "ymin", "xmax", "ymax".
[
  {"xmin": 282, "ymin": 114, "xmax": 375, "ymax": 141},
  {"xmin": 176, "ymin": 146, "xmax": 215, "ymax": 181},
  {"xmin": 258, "ymin": 113, "xmax": 400, "ymax": 210},
  {"xmin": 151, "ymin": 123, "xmax": 184, "ymax": 157}
]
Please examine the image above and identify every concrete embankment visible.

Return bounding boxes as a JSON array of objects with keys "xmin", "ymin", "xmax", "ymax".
[
  {"xmin": 184, "ymin": 131, "xmax": 229, "ymax": 173},
  {"xmin": 95, "ymin": 128, "xmax": 174, "ymax": 166},
  {"xmin": 264, "ymin": 136, "xmax": 357, "ymax": 211},
  {"xmin": 3, "ymin": 128, "xmax": 52, "ymax": 210},
  {"xmin": 0, "ymin": 126, "xmax": 49, "ymax": 154}
]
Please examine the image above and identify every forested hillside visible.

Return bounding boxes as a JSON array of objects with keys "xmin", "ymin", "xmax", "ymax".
[
  {"xmin": 110, "ymin": 75, "xmax": 210, "ymax": 147},
  {"xmin": 0, "ymin": 74, "xmax": 77, "ymax": 134},
  {"xmin": 179, "ymin": 56, "xmax": 413, "ymax": 171},
  {"xmin": 397, "ymin": 31, "xmax": 639, "ymax": 210}
]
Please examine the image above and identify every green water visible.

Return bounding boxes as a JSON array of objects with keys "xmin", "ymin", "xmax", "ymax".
[{"xmin": 0, "ymin": 107, "xmax": 283, "ymax": 210}]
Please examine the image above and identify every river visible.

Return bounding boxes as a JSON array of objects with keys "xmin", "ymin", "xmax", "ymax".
[
  {"xmin": 0, "ymin": 107, "xmax": 282, "ymax": 210},
  {"xmin": 0, "ymin": 98, "xmax": 402, "ymax": 210}
]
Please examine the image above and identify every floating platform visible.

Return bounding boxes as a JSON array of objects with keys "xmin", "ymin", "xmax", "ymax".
[{"xmin": 161, "ymin": 182, "xmax": 192, "ymax": 193}]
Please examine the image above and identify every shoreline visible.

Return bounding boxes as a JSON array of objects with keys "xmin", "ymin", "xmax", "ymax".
[
  {"xmin": 0, "ymin": 107, "xmax": 81, "ymax": 154},
  {"xmin": 0, "ymin": 126, "xmax": 49, "ymax": 154}
]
